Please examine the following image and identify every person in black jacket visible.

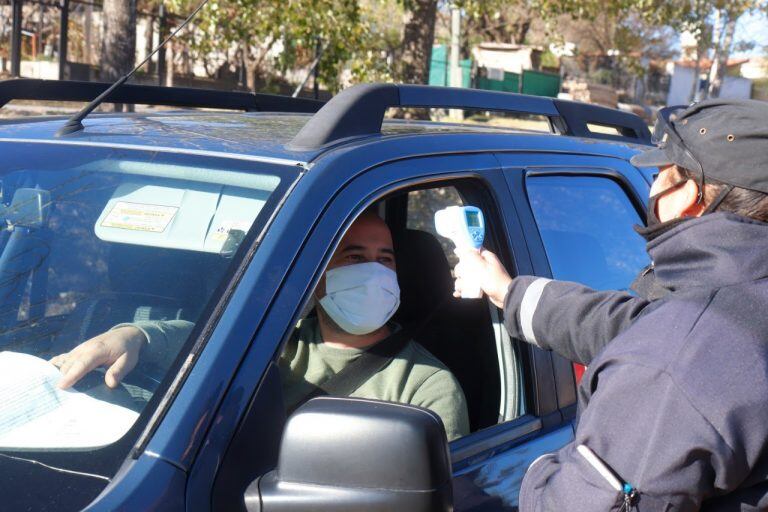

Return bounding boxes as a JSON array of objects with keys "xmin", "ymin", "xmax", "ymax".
[{"xmin": 455, "ymin": 99, "xmax": 768, "ymax": 510}]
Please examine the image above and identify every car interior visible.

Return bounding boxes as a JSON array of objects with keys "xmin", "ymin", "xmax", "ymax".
[
  {"xmin": 280, "ymin": 179, "xmax": 517, "ymax": 436},
  {"xmin": 0, "ymin": 173, "xmax": 237, "ymax": 405},
  {"xmin": 392, "ymin": 225, "xmax": 502, "ymax": 432},
  {"xmin": 382, "ymin": 180, "xmax": 519, "ymax": 434}
]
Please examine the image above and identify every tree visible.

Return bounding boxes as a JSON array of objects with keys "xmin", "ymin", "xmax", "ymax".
[
  {"xmin": 631, "ymin": 0, "xmax": 765, "ymax": 99},
  {"xmin": 707, "ymin": 0, "xmax": 762, "ymax": 97},
  {"xmin": 101, "ymin": 0, "xmax": 137, "ymax": 81},
  {"xmin": 460, "ymin": 1, "xmax": 538, "ymax": 46},
  {"xmin": 166, "ymin": 0, "xmax": 368, "ymax": 92},
  {"xmin": 456, "ymin": 0, "xmax": 643, "ymax": 51},
  {"xmin": 398, "ymin": 0, "xmax": 438, "ymax": 83}
]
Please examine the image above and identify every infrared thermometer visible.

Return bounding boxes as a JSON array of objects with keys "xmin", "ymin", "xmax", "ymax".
[{"xmin": 435, "ymin": 206, "xmax": 485, "ymax": 298}]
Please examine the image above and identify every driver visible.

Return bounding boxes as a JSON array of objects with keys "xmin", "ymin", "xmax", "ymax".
[{"xmin": 50, "ymin": 210, "xmax": 470, "ymax": 440}]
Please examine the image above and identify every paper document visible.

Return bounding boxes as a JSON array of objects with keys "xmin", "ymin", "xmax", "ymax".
[{"xmin": 0, "ymin": 351, "xmax": 140, "ymax": 450}]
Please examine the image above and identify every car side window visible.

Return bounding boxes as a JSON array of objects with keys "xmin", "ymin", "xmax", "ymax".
[
  {"xmin": 279, "ymin": 180, "xmax": 524, "ymax": 442},
  {"xmin": 406, "ymin": 186, "xmax": 464, "ymax": 268},
  {"xmin": 526, "ymin": 175, "xmax": 649, "ymax": 291},
  {"xmin": 403, "ymin": 183, "xmax": 522, "ymax": 433}
]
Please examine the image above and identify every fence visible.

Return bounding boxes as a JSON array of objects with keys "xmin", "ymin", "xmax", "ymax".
[
  {"xmin": 428, "ymin": 43, "xmax": 562, "ymax": 98},
  {"xmin": 476, "ymin": 71, "xmax": 520, "ymax": 93},
  {"xmin": 477, "ymin": 68, "xmax": 560, "ymax": 97},
  {"xmin": 0, "ymin": 0, "xmax": 197, "ymax": 85}
]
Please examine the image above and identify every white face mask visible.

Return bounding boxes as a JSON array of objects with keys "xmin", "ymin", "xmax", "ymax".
[{"xmin": 318, "ymin": 261, "xmax": 401, "ymax": 335}]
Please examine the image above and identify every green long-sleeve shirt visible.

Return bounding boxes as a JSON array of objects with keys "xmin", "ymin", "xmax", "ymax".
[{"xmin": 121, "ymin": 317, "xmax": 469, "ymax": 440}]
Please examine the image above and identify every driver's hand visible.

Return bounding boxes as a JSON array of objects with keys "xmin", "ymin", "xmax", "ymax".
[
  {"xmin": 50, "ymin": 326, "xmax": 147, "ymax": 389},
  {"xmin": 454, "ymin": 248, "xmax": 513, "ymax": 308}
]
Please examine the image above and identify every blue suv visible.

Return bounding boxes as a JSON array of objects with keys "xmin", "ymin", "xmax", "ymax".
[{"xmin": 0, "ymin": 79, "xmax": 655, "ymax": 511}]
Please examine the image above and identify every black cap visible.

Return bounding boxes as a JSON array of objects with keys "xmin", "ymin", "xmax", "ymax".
[{"xmin": 631, "ymin": 99, "xmax": 768, "ymax": 194}]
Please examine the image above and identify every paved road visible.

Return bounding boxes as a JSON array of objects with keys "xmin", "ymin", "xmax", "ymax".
[{"xmin": 0, "ymin": 103, "xmax": 80, "ymax": 118}]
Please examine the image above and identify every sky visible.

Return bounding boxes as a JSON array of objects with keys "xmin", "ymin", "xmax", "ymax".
[{"xmin": 732, "ymin": 11, "xmax": 768, "ymax": 58}]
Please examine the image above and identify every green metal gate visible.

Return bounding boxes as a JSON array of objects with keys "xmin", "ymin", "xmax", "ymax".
[
  {"xmin": 429, "ymin": 45, "xmax": 471, "ymax": 88},
  {"xmin": 521, "ymin": 70, "xmax": 561, "ymax": 97},
  {"xmin": 475, "ymin": 69, "xmax": 560, "ymax": 97}
]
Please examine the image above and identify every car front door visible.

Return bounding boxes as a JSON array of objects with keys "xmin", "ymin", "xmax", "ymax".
[{"xmin": 187, "ymin": 149, "xmax": 568, "ymax": 511}]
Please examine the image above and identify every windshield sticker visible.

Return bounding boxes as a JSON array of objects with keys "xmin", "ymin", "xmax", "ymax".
[{"xmin": 101, "ymin": 202, "xmax": 179, "ymax": 233}]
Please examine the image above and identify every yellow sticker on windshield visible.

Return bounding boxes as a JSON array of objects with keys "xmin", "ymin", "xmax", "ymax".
[{"xmin": 101, "ymin": 201, "xmax": 178, "ymax": 233}]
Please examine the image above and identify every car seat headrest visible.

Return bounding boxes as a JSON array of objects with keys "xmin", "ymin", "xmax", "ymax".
[{"xmin": 393, "ymin": 229, "xmax": 453, "ymax": 326}]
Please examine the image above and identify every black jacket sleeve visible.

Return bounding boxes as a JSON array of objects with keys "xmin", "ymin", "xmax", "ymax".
[{"xmin": 502, "ymin": 276, "xmax": 650, "ymax": 365}]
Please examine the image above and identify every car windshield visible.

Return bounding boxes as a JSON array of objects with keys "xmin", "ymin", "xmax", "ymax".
[{"xmin": 0, "ymin": 141, "xmax": 296, "ymax": 505}]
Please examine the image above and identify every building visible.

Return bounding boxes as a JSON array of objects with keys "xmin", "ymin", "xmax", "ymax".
[{"xmin": 667, "ymin": 58, "xmax": 752, "ymax": 105}]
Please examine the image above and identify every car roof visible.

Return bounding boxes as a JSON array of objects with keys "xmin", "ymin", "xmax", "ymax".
[
  {"xmin": 0, "ymin": 109, "xmax": 648, "ymax": 165},
  {"xmin": 0, "ymin": 111, "xmax": 318, "ymax": 164},
  {"xmin": 0, "ymin": 82, "xmax": 653, "ymax": 168}
]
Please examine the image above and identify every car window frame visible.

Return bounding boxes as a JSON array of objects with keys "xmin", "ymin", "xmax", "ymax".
[
  {"xmin": 500, "ymin": 157, "xmax": 651, "ymax": 420},
  {"xmin": 399, "ymin": 179, "xmax": 519, "ymax": 430},
  {"xmin": 193, "ymin": 151, "xmax": 562, "ymax": 511}
]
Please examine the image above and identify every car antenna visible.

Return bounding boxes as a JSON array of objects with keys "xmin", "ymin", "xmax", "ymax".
[{"xmin": 56, "ymin": 0, "xmax": 211, "ymax": 137}]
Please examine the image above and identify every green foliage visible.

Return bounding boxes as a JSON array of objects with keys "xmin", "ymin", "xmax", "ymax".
[
  {"xmin": 458, "ymin": 0, "xmax": 763, "ymax": 39},
  {"xmin": 457, "ymin": 0, "xmax": 632, "ymax": 24},
  {"xmin": 632, "ymin": 0, "xmax": 765, "ymax": 37},
  {"xmin": 166, "ymin": 0, "xmax": 376, "ymax": 91},
  {"xmin": 346, "ymin": 0, "xmax": 405, "ymax": 82},
  {"xmin": 158, "ymin": 0, "xmax": 766, "ymax": 92},
  {"xmin": 540, "ymin": 49, "xmax": 559, "ymax": 69}
]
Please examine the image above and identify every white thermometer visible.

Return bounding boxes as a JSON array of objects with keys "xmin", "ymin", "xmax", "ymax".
[{"xmin": 435, "ymin": 206, "xmax": 485, "ymax": 298}]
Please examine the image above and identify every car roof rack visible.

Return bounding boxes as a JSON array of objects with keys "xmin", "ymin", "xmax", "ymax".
[
  {"xmin": 0, "ymin": 78, "xmax": 324, "ymax": 114},
  {"xmin": 288, "ymin": 83, "xmax": 651, "ymax": 150}
]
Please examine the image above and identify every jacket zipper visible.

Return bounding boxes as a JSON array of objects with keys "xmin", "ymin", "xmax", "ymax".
[{"xmin": 577, "ymin": 445, "xmax": 638, "ymax": 511}]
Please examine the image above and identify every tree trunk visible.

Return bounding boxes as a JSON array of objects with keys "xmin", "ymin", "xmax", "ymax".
[
  {"xmin": 242, "ymin": 42, "xmax": 259, "ymax": 92},
  {"xmin": 165, "ymin": 41, "xmax": 174, "ymax": 87},
  {"xmin": 708, "ymin": 16, "xmax": 736, "ymax": 98},
  {"xmin": 101, "ymin": 0, "xmax": 136, "ymax": 110},
  {"xmin": 145, "ymin": 15, "xmax": 154, "ymax": 74},
  {"xmin": 101, "ymin": 0, "xmax": 136, "ymax": 79},
  {"xmin": 512, "ymin": 20, "xmax": 531, "ymax": 45},
  {"xmin": 688, "ymin": 51, "xmax": 701, "ymax": 103},
  {"xmin": 83, "ymin": 4, "xmax": 92, "ymax": 64},
  {"xmin": 687, "ymin": 33, "xmax": 708, "ymax": 103},
  {"xmin": 400, "ymin": 0, "xmax": 438, "ymax": 84}
]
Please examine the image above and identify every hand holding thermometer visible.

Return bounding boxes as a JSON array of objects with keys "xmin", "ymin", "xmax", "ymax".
[{"xmin": 434, "ymin": 206, "xmax": 485, "ymax": 298}]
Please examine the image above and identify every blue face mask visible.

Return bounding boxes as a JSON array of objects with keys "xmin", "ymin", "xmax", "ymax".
[{"xmin": 318, "ymin": 262, "xmax": 401, "ymax": 335}]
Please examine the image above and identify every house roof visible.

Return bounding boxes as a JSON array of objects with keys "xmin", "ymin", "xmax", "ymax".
[
  {"xmin": 675, "ymin": 58, "xmax": 750, "ymax": 70},
  {"xmin": 474, "ymin": 42, "xmax": 544, "ymax": 52}
]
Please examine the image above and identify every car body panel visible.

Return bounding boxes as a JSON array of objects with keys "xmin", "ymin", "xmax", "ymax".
[
  {"xmin": 0, "ymin": 104, "xmax": 653, "ymax": 511},
  {"xmin": 499, "ymin": 156, "xmax": 651, "ymax": 419},
  {"xmin": 84, "ymin": 453, "xmax": 187, "ymax": 511},
  {"xmin": 453, "ymin": 424, "xmax": 574, "ymax": 511}
]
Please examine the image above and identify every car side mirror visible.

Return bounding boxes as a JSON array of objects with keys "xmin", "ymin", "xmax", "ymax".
[{"xmin": 244, "ymin": 397, "xmax": 453, "ymax": 512}]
